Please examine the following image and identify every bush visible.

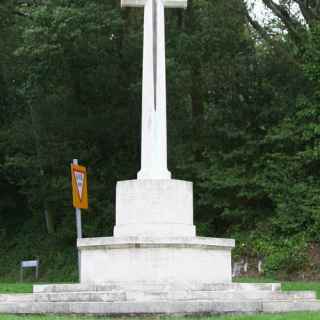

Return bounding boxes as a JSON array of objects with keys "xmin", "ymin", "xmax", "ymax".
[
  {"xmin": 232, "ymin": 232, "xmax": 310, "ymax": 279},
  {"xmin": 263, "ymin": 238, "xmax": 310, "ymax": 279}
]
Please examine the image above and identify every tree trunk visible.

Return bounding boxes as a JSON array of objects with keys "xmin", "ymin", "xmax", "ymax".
[
  {"xmin": 187, "ymin": 0, "xmax": 205, "ymax": 161},
  {"xmin": 191, "ymin": 64, "xmax": 204, "ymax": 161}
]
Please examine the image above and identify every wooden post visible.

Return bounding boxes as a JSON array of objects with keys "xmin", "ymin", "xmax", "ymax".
[{"xmin": 20, "ymin": 265, "xmax": 23, "ymax": 282}]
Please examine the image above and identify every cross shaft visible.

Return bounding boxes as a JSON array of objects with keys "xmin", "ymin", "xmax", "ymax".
[
  {"xmin": 121, "ymin": 0, "xmax": 187, "ymax": 179},
  {"xmin": 152, "ymin": 0, "xmax": 157, "ymax": 110}
]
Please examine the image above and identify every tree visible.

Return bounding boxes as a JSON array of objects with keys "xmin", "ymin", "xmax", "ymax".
[{"xmin": 246, "ymin": 0, "xmax": 320, "ymax": 53}]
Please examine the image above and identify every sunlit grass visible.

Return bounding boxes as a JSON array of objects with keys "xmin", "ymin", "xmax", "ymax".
[{"xmin": 0, "ymin": 283, "xmax": 32, "ymax": 293}]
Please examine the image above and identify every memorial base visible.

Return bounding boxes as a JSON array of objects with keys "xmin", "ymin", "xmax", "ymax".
[
  {"xmin": 1, "ymin": 281, "xmax": 320, "ymax": 315},
  {"xmin": 78, "ymin": 237, "xmax": 234, "ymax": 284},
  {"xmin": 2, "ymin": 180, "xmax": 319, "ymax": 314}
]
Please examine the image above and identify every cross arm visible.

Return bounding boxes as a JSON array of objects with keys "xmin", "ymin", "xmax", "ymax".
[
  {"xmin": 165, "ymin": 0, "xmax": 187, "ymax": 8},
  {"xmin": 121, "ymin": 0, "xmax": 145, "ymax": 7},
  {"xmin": 121, "ymin": 0, "xmax": 187, "ymax": 8}
]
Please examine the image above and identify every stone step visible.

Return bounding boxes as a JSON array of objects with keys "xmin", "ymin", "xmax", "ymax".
[
  {"xmin": 33, "ymin": 282, "xmax": 281, "ymax": 293},
  {"xmin": 1, "ymin": 299, "xmax": 320, "ymax": 314},
  {"xmin": 263, "ymin": 300, "xmax": 320, "ymax": 313},
  {"xmin": 0, "ymin": 289, "xmax": 314, "ymax": 304},
  {"xmin": 30, "ymin": 290, "xmax": 316, "ymax": 302},
  {"xmin": 174, "ymin": 290, "xmax": 316, "ymax": 301},
  {"xmin": 0, "ymin": 294, "xmax": 34, "ymax": 302},
  {"xmin": 34, "ymin": 291, "xmax": 127, "ymax": 302},
  {"xmin": 0, "ymin": 300, "xmax": 263, "ymax": 314}
]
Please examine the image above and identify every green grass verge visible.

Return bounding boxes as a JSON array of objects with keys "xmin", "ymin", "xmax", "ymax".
[
  {"xmin": 234, "ymin": 277, "xmax": 278, "ymax": 284},
  {"xmin": 0, "ymin": 283, "xmax": 33, "ymax": 293}
]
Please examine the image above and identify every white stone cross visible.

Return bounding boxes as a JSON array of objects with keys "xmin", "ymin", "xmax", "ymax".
[{"xmin": 121, "ymin": 0, "xmax": 187, "ymax": 180}]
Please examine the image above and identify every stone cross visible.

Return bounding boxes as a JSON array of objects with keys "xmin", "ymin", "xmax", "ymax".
[{"xmin": 121, "ymin": 0, "xmax": 187, "ymax": 180}]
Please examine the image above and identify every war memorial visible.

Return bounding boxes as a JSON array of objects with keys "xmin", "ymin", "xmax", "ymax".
[{"xmin": 1, "ymin": 0, "xmax": 320, "ymax": 315}]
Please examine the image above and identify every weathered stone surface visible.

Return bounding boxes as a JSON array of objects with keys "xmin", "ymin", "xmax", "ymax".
[
  {"xmin": 30, "ymin": 290, "xmax": 316, "ymax": 303},
  {"xmin": 121, "ymin": 0, "xmax": 188, "ymax": 9},
  {"xmin": 0, "ymin": 294, "xmax": 34, "ymax": 302},
  {"xmin": 263, "ymin": 301, "xmax": 320, "ymax": 313},
  {"xmin": 33, "ymin": 291, "xmax": 127, "ymax": 302},
  {"xmin": 0, "ymin": 300, "xmax": 262, "ymax": 314},
  {"xmin": 1, "ymin": 298, "xmax": 320, "ymax": 315},
  {"xmin": 1, "ymin": 283, "xmax": 319, "ymax": 315},
  {"xmin": 77, "ymin": 236, "xmax": 235, "ymax": 249},
  {"xmin": 114, "ymin": 180, "xmax": 195, "ymax": 237},
  {"xmin": 78, "ymin": 237, "xmax": 234, "ymax": 284},
  {"xmin": 33, "ymin": 282, "xmax": 281, "ymax": 293}
]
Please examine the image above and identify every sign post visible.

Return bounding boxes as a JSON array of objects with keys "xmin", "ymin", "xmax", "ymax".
[
  {"xmin": 71, "ymin": 159, "xmax": 88, "ymax": 281},
  {"xmin": 20, "ymin": 260, "xmax": 39, "ymax": 282}
]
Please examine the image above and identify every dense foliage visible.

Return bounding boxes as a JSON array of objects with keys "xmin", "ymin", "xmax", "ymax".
[{"xmin": 0, "ymin": 0, "xmax": 319, "ymax": 280}]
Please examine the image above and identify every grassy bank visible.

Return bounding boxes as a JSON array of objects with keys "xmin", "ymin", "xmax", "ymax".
[{"xmin": 0, "ymin": 283, "xmax": 33, "ymax": 293}]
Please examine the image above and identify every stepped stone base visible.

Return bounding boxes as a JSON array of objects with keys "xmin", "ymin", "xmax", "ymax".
[
  {"xmin": 2, "ymin": 178, "xmax": 318, "ymax": 315},
  {"xmin": 1, "ymin": 282, "xmax": 320, "ymax": 314}
]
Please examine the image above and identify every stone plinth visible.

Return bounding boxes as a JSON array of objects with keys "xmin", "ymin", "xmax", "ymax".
[
  {"xmin": 114, "ymin": 180, "xmax": 196, "ymax": 237},
  {"xmin": 78, "ymin": 237, "xmax": 235, "ymax": 284},
  {"xmin": 79, "ymin": 179, "xmax": 235, "ymax": 285}
]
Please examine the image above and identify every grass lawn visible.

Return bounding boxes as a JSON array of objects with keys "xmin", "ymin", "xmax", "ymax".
[{"xmin": 0, "ymin": 283, "xmax": 33, "ymax": 294}]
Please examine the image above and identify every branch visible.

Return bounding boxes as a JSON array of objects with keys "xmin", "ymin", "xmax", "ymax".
[
  {"xmin": 309, "ymin": 0, "xmax": 320, "ymax": 20},
  {"xmin": 246, "ymin": 9, "xmax": 300, "ymax": 66},
  {"xmin": 293, "ymin": 0, "xmax": 319, "ymax": 24},
  {"xmin": 316, "ymin": 0, "xmax": 320, "ymax": 14},
  {"xmin": 246, "ymin": 11, "xmax": 270, "ymax": 42},
  {"xmin": 262, "ymin": 0, "xmax": 304, "ymax": 45}
]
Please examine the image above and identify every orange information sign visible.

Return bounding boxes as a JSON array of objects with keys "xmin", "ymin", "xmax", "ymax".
[{"xmin": 71, "ymin": 164, "xmax": 88, "ymax": 209}]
